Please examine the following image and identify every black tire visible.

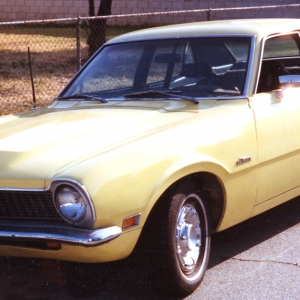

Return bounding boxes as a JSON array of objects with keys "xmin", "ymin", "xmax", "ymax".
[{"xmin": 145, "ymin": 186, "xmax": 211, "ymax": 297}]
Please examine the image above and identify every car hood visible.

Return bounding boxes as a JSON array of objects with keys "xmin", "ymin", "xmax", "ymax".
[{"xmin": 0, "ymin": 100, "xmax": 213, "ymax": 188}]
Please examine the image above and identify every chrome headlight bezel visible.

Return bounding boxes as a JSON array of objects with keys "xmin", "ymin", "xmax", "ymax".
[{"xmin": 49, "ymin": 179, "xmax": 96, "ymax": 229}]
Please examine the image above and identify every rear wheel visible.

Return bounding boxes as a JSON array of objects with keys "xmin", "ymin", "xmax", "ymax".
[{"xmin": 147, "ymin": 188, "xmax": 211, "ymax": 296}]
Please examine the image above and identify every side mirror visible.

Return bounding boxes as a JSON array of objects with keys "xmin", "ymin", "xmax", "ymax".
[
  {"xmin": 279, "ymin": 74, "xmax": 300, "ymax": 84},
  {"xmin": 277, "ymin": 75, "xmax": 300, "ymax": 98}
]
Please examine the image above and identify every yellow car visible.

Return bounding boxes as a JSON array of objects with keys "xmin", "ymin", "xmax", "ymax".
[{"xmin": 1, "ymin": 18, "xmax": 300, "ymax": 296}]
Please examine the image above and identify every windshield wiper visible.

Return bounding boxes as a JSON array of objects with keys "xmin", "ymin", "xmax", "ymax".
[
  {"xmin": 57, "ymin": 93, "xmax": 108, "ymax": 103},
  {"xmin": 123, "ymin": 90, "xmax": 199, "ymax": 104}
]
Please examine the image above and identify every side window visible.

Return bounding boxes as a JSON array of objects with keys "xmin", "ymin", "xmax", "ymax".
[
  {"xmin": 257, "ymin": 33, "xmax": 300, "ymax": 93},
  {"xmin": 263, "ymin": 35, "xmax": 300, "ymax": 58}
]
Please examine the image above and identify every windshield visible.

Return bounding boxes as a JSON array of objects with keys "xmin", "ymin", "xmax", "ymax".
[{"xmin": 61, "ymin": 37, "xmax": 251, "ymax": 100}]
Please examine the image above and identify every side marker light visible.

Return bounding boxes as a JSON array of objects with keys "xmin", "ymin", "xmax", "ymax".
[{"xmin": 122, "ymin": 213, "xmax": 141, "ymax": 230}]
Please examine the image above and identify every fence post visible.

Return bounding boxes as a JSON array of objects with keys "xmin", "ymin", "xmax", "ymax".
[
  {"xmin": 207, "ymin": 8, "xmax": 212, "ymax": 21},
  {"xmin": 76, "ymin": 15, "xmax": 81, "ymax": 71}
]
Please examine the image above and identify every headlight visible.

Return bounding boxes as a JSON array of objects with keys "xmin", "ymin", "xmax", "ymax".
[
  {"xmin": 51, "ymin": 180, "xmax": 95, "ymax": 229},
  {"xmin": 56, "ymin": 186, "xmax": 86, "ymax": 223}
]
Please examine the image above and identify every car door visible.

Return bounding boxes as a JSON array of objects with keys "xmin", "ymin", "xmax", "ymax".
[{"xmin": 249, "ymin": 32, "xmax": 300, "ymax": 206}]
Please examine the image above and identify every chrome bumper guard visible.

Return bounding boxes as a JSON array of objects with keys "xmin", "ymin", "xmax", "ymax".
[{"xmin": 0, "ymin": 225, "xmax": 122, "ymax": 246}]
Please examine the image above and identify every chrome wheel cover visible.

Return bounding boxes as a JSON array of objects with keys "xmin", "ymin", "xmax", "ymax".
[{"xmin": 175, "ymin": 203, "xmax": 201, "ymax": 274}]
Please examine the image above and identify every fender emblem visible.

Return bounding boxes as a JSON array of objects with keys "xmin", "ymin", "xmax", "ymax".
[{"xmin": 236, "ymin": 156, "xmax": 252, "ymax": 166}]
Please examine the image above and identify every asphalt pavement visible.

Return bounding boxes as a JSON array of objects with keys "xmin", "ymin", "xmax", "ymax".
[{"xmin": 0, "ymin": 197, "xmax": 299, "ymax": 300}]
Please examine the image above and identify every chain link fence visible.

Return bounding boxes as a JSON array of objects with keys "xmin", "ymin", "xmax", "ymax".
[{"xmin": 0, "ymin": 4, "xmax": 300, "ymax": 115}]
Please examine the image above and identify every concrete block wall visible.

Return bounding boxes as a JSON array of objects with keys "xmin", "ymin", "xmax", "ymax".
[
  {"xmin": 0, "ymin": 0, "xmax": 91, "ymax": 21},
  {"xmin": 0, "ymin": 0, "xmax": 298, "ymax": 22}
]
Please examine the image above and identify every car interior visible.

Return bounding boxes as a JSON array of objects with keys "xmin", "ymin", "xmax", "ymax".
[{"xmin": 257, "ymin": 33, "xmax": 300, "ymax": 93}]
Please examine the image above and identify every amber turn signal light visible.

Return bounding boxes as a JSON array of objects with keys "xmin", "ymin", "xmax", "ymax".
[{"xmin": 122, "ymin": 213, "xmax": 141, "ymax": 230}]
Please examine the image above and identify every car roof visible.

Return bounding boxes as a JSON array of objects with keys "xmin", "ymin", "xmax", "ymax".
[{"xmin": 108, "ymin": 19, "xmax": 300, "ymax": 44}]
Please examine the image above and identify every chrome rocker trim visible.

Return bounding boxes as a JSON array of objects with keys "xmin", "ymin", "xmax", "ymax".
[{"xmin": 0, "ymin": 225, "xmax": 122, "ymax": 246}]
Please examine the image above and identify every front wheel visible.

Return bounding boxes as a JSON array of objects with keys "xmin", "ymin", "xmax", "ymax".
[{"xmin": 148, "ymin": 189, "xmax": 211, "ymax": 296}]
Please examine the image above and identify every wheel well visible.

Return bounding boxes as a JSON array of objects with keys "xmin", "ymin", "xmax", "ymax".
[
  {"xmin": 133, "ymin": 172, "xmax": 224, "ymax": 255},
  {"xmin": 194, "ymin": 172, "xmax": 224, "ymax": 231},
  {"xmin": 154, "ymin": 172, "xmax": 224, "ymax": 231}
]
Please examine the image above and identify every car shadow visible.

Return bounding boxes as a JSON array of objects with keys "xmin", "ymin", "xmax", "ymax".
[
  {"xmin": 209, "ymin": 196, "xmax": 300, "ymax": 268},
  {"xmin": 0, "ymin": 197, "xmax": 299, "ymax": 300}
]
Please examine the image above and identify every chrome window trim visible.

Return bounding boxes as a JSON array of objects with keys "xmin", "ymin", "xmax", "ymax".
[
  {"xmin": 244, "ymin": 35, "xmax": 256, "ymax": 96},
  {"xmin": 106, "ymin": 34, "xmax": 256, "ymax": 44},
  {"xmin": 62, "ymin": 34, "xmax": 255, "ymax": 101},
  {"xmin": 108, "ymin": 34, "xmax": 255, "ymax": 98},
  {"xmin": 255, "ymin": 31, "xmax": 300, "ymax": 94}
]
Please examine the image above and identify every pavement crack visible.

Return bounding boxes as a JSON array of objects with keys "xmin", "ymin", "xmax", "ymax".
[
  {"xmin": 212, "ymin": 254, "xmax": 300, "ymax": 268},
  {"xmin": 230, "ymin": 256, "xmax": 300, "ymax": 268}
]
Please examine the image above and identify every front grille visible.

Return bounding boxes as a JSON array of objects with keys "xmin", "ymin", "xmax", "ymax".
[{"xmin": 0, "ymin": 190, "xmax": 62, "ymax": 221}]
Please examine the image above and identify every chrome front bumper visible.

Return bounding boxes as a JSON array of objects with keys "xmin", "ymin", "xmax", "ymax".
[{"xmin": 0, "ymin": 224, "xmax": 122, "ymax": 246}]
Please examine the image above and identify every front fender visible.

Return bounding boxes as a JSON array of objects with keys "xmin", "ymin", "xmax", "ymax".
[
  {"xmin": 48, "ymin": 124, "xmax": 257, "ymax": 235},
  {"xmin": 147, "ymin": 154, "xmax": 257, "ymax": 232}
]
